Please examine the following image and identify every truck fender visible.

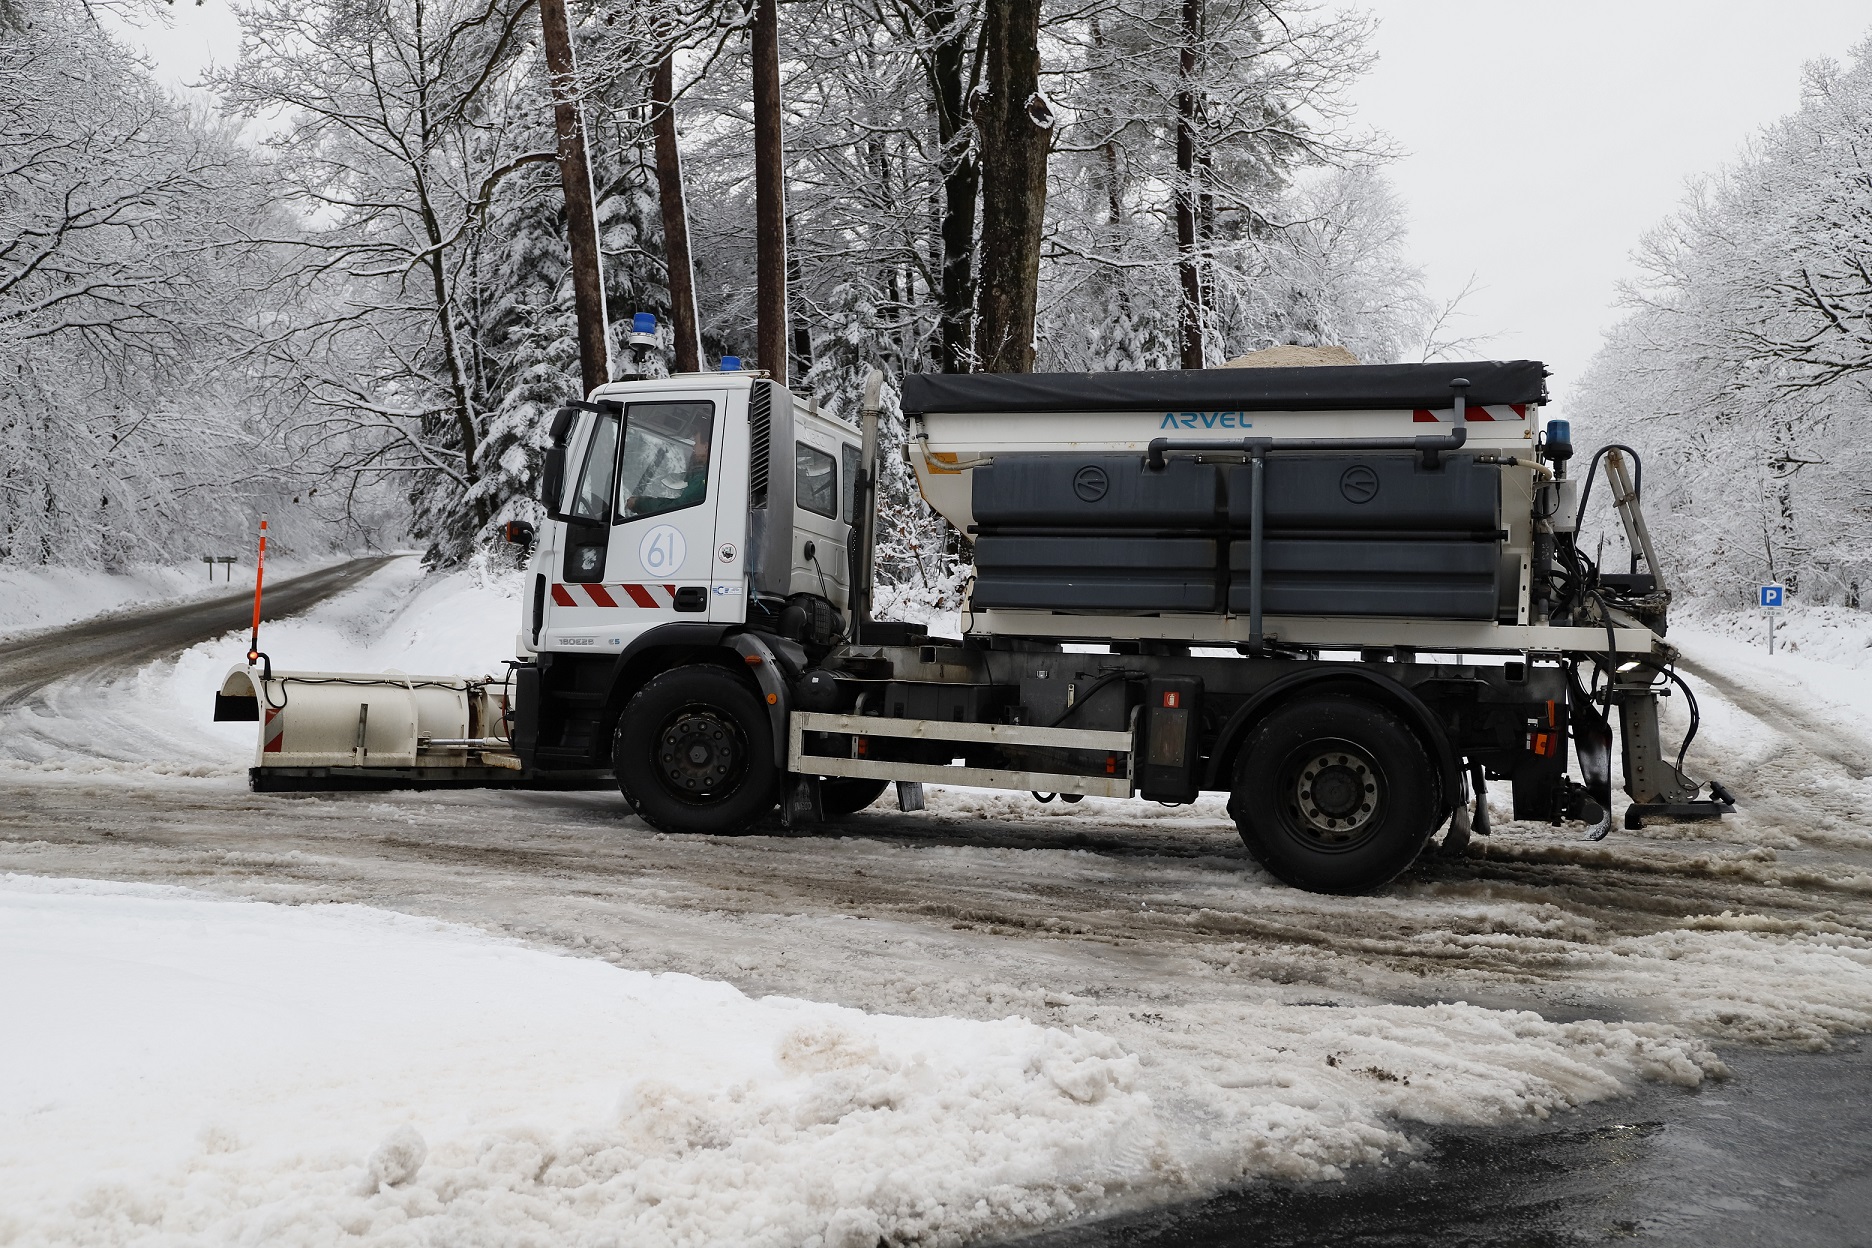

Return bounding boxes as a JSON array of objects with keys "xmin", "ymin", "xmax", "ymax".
[
  {"xmin": 581, "ymin": 623, "xmax": 734, "ymax": 765},
  {"xmin": 1205, "ymin": 668, "xmax": 1460, "ymax": 818},
  {"xmin": 729, "ymin": 633, "xmax": 792, "ymax": 768}
]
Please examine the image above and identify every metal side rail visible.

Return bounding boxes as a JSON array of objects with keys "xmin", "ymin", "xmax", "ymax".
[
  {"xmin": 248, "ymin": 765, "xmax": 613, "ymax": 793},
  {"xmin": 789, "ymin": 711, "xmax": 1136, "ymax": 799}
]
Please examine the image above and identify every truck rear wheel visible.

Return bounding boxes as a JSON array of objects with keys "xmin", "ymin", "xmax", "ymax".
[
  {"xmin": 615, "ymin": 665, "xmax": 780, "ymax": 836},
  {"xmin": 1227, "ymin": 696, "xmax": 1438, "ymax": 894}
]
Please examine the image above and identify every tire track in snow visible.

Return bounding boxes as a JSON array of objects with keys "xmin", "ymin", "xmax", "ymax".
[{"xmin": 1676, "ymin": 655, "xmax": 1872, "ymax": 780}]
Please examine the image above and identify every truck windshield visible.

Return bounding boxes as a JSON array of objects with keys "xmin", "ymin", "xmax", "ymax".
[{"xmin": 618, "ymin": 401, "xmax": 714, "ymax": 522}]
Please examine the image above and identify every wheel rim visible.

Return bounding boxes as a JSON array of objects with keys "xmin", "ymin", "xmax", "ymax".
[
  {"xmin": 655, "ymin": 705, "xmax": 747, "ymax": 803},
  {"xmin": 1281, "ymin": 739, "xmax": 1386, "ymax": 851}
]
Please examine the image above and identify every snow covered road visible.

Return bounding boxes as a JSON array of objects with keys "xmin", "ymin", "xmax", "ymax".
[
  {"xmin": 2, "ymin": 568, "xmax": 1870, "ymax": 1244},
  {"xmin": 0, "ymin": 556, "xmax": 396, "ymax": 770}
]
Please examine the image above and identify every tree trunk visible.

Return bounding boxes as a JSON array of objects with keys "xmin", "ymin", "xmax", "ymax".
[
  {"xmin": 752, "ymin": 0, "xmax": 788, "ymax": 385},
  {"xmin": 786, "ymin": 214, "xmax": 813, "ymax": 376},
  {"xmin": 971, "ymin": 0, "xmax": 1049, "ymax": 374},
  {"xmin": 1174, "ymin": 0, "xmax": 1203, "ymax": 370},
  {"xmin": 1091, "ymin": 18, "xmax": 1123, "ymax": 232},
  {"xmin": 539, "ymin": 0, "xmax": 610, "ymax": 396},
  {"xmin": 924, "ymin": 0, "xmax": 980, "ymax": 373},
  {"xmin": 651, "ymin": 50, "xmax": 702, "ymax": 373}
]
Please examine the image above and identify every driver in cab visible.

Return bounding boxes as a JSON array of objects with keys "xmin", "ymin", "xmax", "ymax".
[{"xmin": 628, "ymin": 419, "xmax": 710, "ymax": 516}]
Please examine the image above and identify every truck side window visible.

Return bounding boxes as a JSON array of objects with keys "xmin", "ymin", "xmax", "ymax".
[
  {"xmin": 840, "ymin": 444, "xmax": 861, "ymax": 522},
  {"xmin": 568, "ymin": 412, "xmax": 620, "ymax": 523},
  {"xmin": 797, "ymin": 442, "xmax": 838, "ymax": 518},
  {"xmin": 617, "ymin": 401, "xmax": 714, "ymax": 523}
]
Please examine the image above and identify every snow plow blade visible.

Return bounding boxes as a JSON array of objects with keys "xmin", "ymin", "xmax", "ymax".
[{"xmin": 215, "ymin": 666, "xmax": 603, "ymax": 792}]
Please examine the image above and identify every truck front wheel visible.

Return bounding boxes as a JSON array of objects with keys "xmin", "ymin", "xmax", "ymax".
[
  {"xmin": 1227, "ymin": 696, "xmax": 1438, "ymax": 894},
  {"xmin": 615, "ymin": 665, "xmax": 780, "ymax": 836}
]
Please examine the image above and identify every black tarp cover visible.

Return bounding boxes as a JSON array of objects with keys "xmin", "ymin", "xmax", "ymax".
[{"xmin": 899, "ymin": 360, "xmax": 1547, "ymax": 415}]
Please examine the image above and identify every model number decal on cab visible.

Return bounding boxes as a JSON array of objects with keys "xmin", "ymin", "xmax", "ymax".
[{"xmin": 1159, "ymin": 412, "xmax": 1252, "ymax": 430}]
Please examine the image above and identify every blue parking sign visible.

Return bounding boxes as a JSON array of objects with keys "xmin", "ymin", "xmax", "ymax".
[{"xmin": 1760, "ymin": 584, "xmax": 1785, "ymax": 608}]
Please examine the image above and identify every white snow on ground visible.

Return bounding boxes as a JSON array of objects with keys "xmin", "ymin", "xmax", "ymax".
[
  {"xmin": 0, "ymin": 558, "xmax": 321, "ymax": 643},
  {"xmin": 1674, "ymin": 615, "xmax": 1872, "ymax": 742},
  {"xmin": 0, "ymin": 873, "xmax": 1733, "ymax": 1247},
  {"xmin": 1684, "ymin": 600, "xmax": 1872, "ymax": 669},
  {"xmin": 8, "ymin": 576, "xmax": 1872, "ymax": 1242}
]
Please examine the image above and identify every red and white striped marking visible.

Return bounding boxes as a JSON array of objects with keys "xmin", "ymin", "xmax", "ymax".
[
  {"xmin": 263, "ymin": 706, "xmax": 283, "ymax": 754},
  {"xmin": 1412, "ymin": 404, "xmax": 1528, "ymax": 423},
  {"xmin": 551, "ymin": 582, "xmax": 679, "ymax": 609}
]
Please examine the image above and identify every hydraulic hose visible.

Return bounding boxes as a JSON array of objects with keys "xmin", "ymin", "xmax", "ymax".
[{"xmin": 1573, "ymin": 444, "xmax": 1645, "ymax": 535}]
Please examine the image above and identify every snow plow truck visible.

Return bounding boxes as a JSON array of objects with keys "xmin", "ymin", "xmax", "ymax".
[{"xmin": 215, "ymin": 360, "xmax": 1732, "ymax": 894}]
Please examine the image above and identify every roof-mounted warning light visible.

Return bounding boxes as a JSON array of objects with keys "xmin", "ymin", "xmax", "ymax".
[{"xmin": 628, "ymin": 312, "xmax": 658, "ymax": 350}]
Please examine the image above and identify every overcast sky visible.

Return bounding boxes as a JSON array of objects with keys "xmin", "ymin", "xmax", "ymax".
[
  {"xmin": 1353, "ymin": 2, "xmax": 1868, "ymax": 412},
  {"xmin": 121, "ymin": 2, "xmax": 1870, "ymax": 414}
]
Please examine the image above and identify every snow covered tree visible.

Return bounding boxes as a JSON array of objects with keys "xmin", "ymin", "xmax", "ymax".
[
  {"xmin": 214, "ymin": 0, "xmax": 555, "ymax": 566},
  {"xmin": 1040, "ymin": 0, "xmax": 1387, "ymax": 369},
  {"xmin": 1574, "ymin": 34, "xmax": 1872, "ymax": 607},
  {"xmin": 0, "ymin": 2, "xmax": 304, "ymax": 568}
]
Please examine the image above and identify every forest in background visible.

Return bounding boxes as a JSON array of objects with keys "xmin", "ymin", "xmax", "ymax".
[
  {"xmin": 1575, "ymin": 38, "xmax": 1872, "ymax": 610},
  {"xmin": 2, "ymin": 0, "xmax": 1464, "ymax": 598}
]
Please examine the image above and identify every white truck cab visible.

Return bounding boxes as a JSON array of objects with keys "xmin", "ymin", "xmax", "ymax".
[{"xmin": 527, "ymin": 373, "xmax": 863, "ymax": 657}]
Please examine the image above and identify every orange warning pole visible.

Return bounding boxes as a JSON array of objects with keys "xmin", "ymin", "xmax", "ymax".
[{"xmin": 247, "ymin": 513, "xmax": 267, "ymax": 666}]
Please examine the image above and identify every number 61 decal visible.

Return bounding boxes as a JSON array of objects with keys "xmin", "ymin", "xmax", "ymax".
[{"xmin": 639, "ymin": 525, "xmax": 687, "ymax": 577}]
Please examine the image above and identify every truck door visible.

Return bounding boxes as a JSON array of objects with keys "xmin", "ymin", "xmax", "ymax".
[
  {"xmin": 792, "ymin": 433, "xmax": 849, "ymax": 604},
  {"xmin": 544, "ymin": 391, "xmax": 730, "ymax": 649}
]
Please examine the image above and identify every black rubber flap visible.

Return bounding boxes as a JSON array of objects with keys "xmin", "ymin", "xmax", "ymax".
[{"xmin": 902, "ymin": 361, "xmax": 1547, "ymax": 415}]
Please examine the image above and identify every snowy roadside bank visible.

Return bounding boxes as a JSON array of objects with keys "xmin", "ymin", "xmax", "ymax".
[
  {"xmin": 0, "ymin": 558, "xmax": 522, "ymax": 779},
  {"xmin": 0, "ymin": 873, "xmax": 1730, "ymax": 1248},
  {"xmin": 0, "ymin": 875, "xmax": 1156, "ymax": 1247}
]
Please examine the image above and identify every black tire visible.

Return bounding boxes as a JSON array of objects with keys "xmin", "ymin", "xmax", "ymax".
[
  {"xmin": 1226, "ymin": 696, "xmax": 1439, "ymax": 894},
  {"xmin": 819, "ymin": 777, "xmax": 891, "ymax": 817},
  {"xmin": 614, "ymin": 665, "xmax": 780, "ymax": 835}
]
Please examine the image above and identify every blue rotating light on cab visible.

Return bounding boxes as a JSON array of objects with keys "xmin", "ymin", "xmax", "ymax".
[{"xmin": 627, "ymin": 311, "xmax": 658, "ymax": 350}]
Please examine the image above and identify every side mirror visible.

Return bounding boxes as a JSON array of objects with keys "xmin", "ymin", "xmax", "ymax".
[
  {"xmin": 549, "ymin": 405, "xmax": 578, "ymax": 444},
  {"xmin": 502, "ymin": 520, "xmax": 536, "ymax": 547},
  {"xmin": 540, "ymin": 445, "xmax": 568, "ymax": 519}
]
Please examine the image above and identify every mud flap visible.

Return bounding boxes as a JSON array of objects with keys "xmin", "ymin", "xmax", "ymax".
[
  {"xmin": 783, "ymin": 774, "xmax": 824, "ymax": 828},
  {"xmin": 1567, "ymin": 664, "xmax": 1614, "ymax": 840}
]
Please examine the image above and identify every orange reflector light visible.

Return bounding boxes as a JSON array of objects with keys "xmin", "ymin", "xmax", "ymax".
[
  {"xmin": 744, "ymin": 653, "xmax": 763, "ymax": 665},
  {"xmin": 1530, "ymin": 731, "xmax": 1555, "ymax": 757},
  {"xmin": 766, "ymin": 692, "xmax": 778, "ymax": 705},
  {"xmin": 1105, "ymin": 755, "xmax": 1117, "ymax": 774},
  {"xmin": 856, "ymin": 737, "xmax": 868, "ymax": 755}
]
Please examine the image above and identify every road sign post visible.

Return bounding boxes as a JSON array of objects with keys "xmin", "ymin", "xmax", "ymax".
[{"xmin": 1759, "ymin": 584, "xmax": 1785, "ymax": 653}]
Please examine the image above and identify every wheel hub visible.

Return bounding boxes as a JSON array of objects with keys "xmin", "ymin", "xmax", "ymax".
[
  {"xmin": 659, "ymin": 711, "xmax": 742, "ymax": 797},
  {"xmin": 1290, "ymin": 748, "xmax": 1381, "ymax": 844}
]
